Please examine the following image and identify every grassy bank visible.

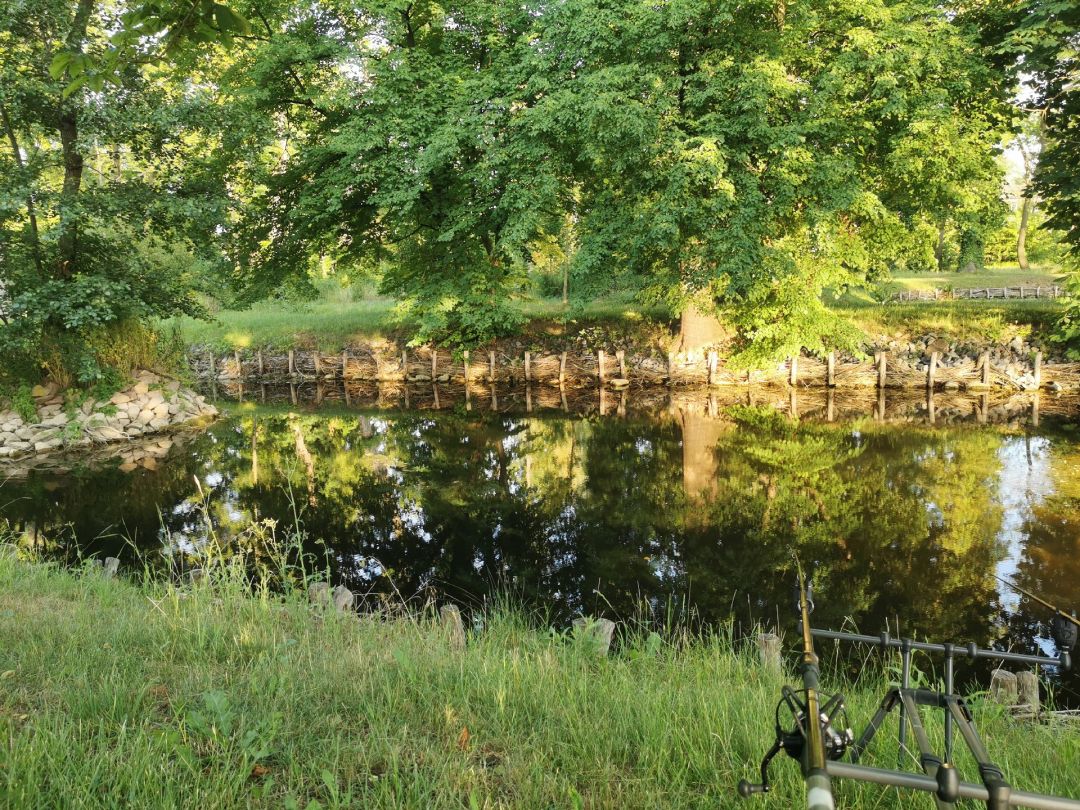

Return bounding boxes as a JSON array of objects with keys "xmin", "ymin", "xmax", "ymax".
[
  {"xmin": 164, "ymin": 269, "xmax": 1068, "ymax": 355},
  {"xmin": 2, "ymin": 551, "xmax": 1079, "ymax": 808}
]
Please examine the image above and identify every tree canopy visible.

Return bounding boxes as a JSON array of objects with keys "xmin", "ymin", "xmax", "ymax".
[{"xmin": 3, "ymin": 0, "xmax": 1075, "ymax": 381}]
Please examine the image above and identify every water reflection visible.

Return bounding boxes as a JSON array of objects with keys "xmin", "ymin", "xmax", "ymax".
[{"xmin": 2, "ymin": 390, "xmax": 1079, "ymax": 696}]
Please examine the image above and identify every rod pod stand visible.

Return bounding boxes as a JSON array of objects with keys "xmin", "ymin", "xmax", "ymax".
[{"xmin": 739, "ymin": 622, "xmax": 1080, "ymax": 809}]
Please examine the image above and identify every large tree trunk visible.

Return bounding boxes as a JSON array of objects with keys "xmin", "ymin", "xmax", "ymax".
[
  {"xmin": 934, "ymin": 220, "xmax": 946, "ymax": 272},
  {"xmin": 55, "ymin": 0, "xmax": 95, "ymax": 277},
  {"xmin": 1017, "ymin": 196, "xmax": 1032, "ymax": 271},
  {"xmin": 678, "ymin": 303, "xmax": 728, "ymax": 356},
  {"xmin": 56, "ymin": 110, "xmax": 84, "ymax": 276}
]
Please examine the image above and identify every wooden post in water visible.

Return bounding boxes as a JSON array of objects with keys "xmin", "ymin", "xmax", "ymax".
[
  {"xmin": 289, "ymin": 383, "xmax": 297, "ymax": 405},
  {"xmin": 789, "ymin": 387, "xmax": 798, "ymax": 420},
  {"xmin": 288, "ymin": 349, "xmax": 295, "ymax": 376},
  {"xmin": 978, "ymin": 393, "xmax": 988, "ymax": 425},
  {"xmin": 927, "ymin": 390, "xmax": 936, "ymax": 425},
  {"xmin": 928, "ymin": 352, "xmax": 938, "ymax": 390},
  {"xmin": 463, "ymin": 350, "xmax": 470, "ymax": 384},
  {"xmin": 559, "ymin": 352, "xmax": 567, "ymax": 387},
  {"xmin": 401, "ymin": 349, "xmax": 408, "ymax": 379},
  {"xmin": 432, "ymin": 384, "xmax": 440, "ymax": 410},
  {"xmin": 313, "ymin": 351, "xmax": 321, "ymax": 378},
  {"xmin": 526, "ymin": 384, "xmax": 532, "ymax": 412},
  {"xmin": 827, "ymin": 389, "xmax": 835, "ymax": 422},
  {"xmin": 981, "ymin": 351, "xmax": 991, "ymax": 387},
  {"xmin": 208, "ymin": 351, "xmax": 216, "ymax": 378},
  {"xmin": 1032, "ymin": 394, "xmax": 1040, "ymax": 427},
  {"xmin": 827, "ymin": 352, "xmax": 835, "ymax": 387},
  {"xmin": 876, "ymin": 388, "xmax": 885, "ymax": 422},
  {"xmin": 789, "ymin": 355, "xmax": 798, "ymax": 386},
  {"xmin": 617, "ymin": 349, "xmax": 626, "ymax": 379},
  {"xmin": 431, "ymin": 347, "xmax": 438, "ymax": 380},
  {"xmin": 597, "ymin": 350, "xmax": 606, "ymax": 384},
  {"xmin": 876, "ymin": 352, "xmax": 887, "ymax": 389},
  {"xmin": 1033, "ymin": 351, "xmax": 1042, "ymax": 389},
  {"xmin": 257, "ymin": 349, "xmax": 264, "ymax": 377},
  {"xmin": 524, "ymin": 351, "xmax": 531, "ymax": 383},
  {"xmin": 707, "ymin": 350, "xmax": 717, "ymax": 385},
  {"xmin": 234, "ymin": 350, "xmax": 242, "ymax": 379},
  {"xmin": 342, "ymin": 350, "xmax": 349, "ymax": 381},
  {"xmin": 489, "ymin": 350, "xmax": 496, "ymax": 382}
]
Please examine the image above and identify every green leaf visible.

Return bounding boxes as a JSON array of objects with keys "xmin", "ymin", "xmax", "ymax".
[{"xmin": 49, "ymin": 52, "xmax": 73, "ymax": 80}]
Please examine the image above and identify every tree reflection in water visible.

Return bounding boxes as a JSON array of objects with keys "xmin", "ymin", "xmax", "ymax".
[{"xmin": 2, "ymin": 402, "xmax": 1078, "ymax": 696}]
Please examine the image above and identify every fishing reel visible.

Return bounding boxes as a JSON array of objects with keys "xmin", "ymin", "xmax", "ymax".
[
  {"xmin": 1052, "ymin": 613, "xmax": 1078, "ymax": 653},
  {"xmin": 737, "ymin": 686, "xmax": 855, "ymax": 797}
]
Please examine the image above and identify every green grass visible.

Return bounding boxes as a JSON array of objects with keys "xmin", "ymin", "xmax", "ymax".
[
  {"xmin": 163, "ymin": 293, "xmax": 667, "ymax": 352},
  {"xmin": 889, "ymin": 265, "xmax": 1066, "ymax": 293},
  {"xmin": 164, "ymin": 265, "xmax": 1071, "ymax": 355},
  {"xmin": 2, "ymin": 549, "xmax": 1079, "ymax": 809}
]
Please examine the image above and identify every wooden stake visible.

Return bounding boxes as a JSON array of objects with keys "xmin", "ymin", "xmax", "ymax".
[
  {"xmin": 524, "ymin": 351, "xmax": 531, "ymax": 382},
  {"xmin": 1034, "ymin": 350, "xmax": 1042, "ymax": 389},
  {"xmin": 981, "ymin": 351, "xmax": 991, "ymax": 386},
  {"xmin": 288, "ymin": 350, "xmax": 295, "ymax": 376},
  {"xmin": 234, "ymin": 350, "xmax": 242, "ymax": 379},
  {"xmin": 559, "ymin": 352, "xmax": 567, "ymax": 387},
  {"xmin": 257, "ymin": 349, "xmax": 264, "ymax": 376},
  {"xmin": 927, "ymin": 390, "xmax": 936, "ymax": 425},
  {"xmin": 788, "ymin": 356, "xmax": 798, "ymax": 386},
  {"xmin": 826, "ymin": 389, "xmax": 835, "ymax": 422},
  {"xmin": 617, "ymin": 349, "xmax": 626, "ymax": 379},
  {"xmin": 342, "ymin": 350, "xmax": 349, "ymax": 380},
  {"xmin": 463, "ymin": 350, "xmax": 470, "ymax": 382},
  {"xmin": 401, "ymin": 349, "xmax": 408, "ymax": 378},
  {"xmin": 313, "ymin": 352, "xmax": 321, "ymax": 377},
  {"xmin": 597, "ymin": 350, "xmax": 605, "ymax": 383},
  {"xmin": 431, "ymin": 347, "xmax": 437, "ymax": 379},
  {"xmin": 827, "ymin": 352, "xmax": 835, "ymax": 387},
  {"xmin": 1032, "ymin": 394, "xmax": 1040, "ymax": 427},
  {"xmin": 708, "ymin": 350, "xmax": 718, "ymax": 385},
  {"xmin": 928, "ymin": 352, "xmax": 938, "ymax": 390},
  {"xmin": 876, "ymin": 352, "xmax": 887, "ymax": 389},
  {"xmin": 208, "ymin": 351, "xmax": 216, "ymax": 378},
  {"xmin": 489, "ymin": 350, "xmax": 496, "ymax": 382}
]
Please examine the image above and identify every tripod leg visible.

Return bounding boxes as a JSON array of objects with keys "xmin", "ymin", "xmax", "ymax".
[{"xmin": 851, "ymin": 688, "xmax": 900, "ymax": 763}]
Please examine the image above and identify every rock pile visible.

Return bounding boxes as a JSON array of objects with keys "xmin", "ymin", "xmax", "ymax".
[{"xmin": 0, "ymin": 370, "xmax": 217, "ymax": 462}]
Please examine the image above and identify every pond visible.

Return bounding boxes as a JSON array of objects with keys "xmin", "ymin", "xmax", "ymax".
[{"xmin": 3, "ymin": 383, "xmax": 1079, "ymax": 699}]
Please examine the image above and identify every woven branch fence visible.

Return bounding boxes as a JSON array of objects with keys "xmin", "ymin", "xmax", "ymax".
[{"xmin": 188, "ymin": 346, "xmax": 1080, "ymax": 393}]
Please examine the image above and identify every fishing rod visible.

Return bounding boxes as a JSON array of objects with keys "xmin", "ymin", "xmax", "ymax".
[
  {"xmin": 737, "ymin": 566, "xmax": 851, "ymax": 810},
  {"xmin": 995, "ymin": 574, "xmax": 1080, "ymax": 651},
  {"xmin": 738, "ymin": 571, "xmax": 1080, "ymax": 810}
]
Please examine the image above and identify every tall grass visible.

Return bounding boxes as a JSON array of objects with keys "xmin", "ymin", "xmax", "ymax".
[{"xmin": 2, "ymin": 544, "xmax": 1079, "ymax": 809}]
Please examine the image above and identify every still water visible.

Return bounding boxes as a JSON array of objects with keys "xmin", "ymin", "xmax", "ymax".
[{"xmin": 3, "ymin": 385, "xmax": 1079, "ymax": 694}]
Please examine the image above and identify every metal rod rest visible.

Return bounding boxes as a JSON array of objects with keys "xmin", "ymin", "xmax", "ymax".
[
  {"xmin": 810, "ymin": 628, "xmax": 1071, "ymax": 670},
  {"xmin": 827, "ymin": 763, "xmax": 1080, "ymax": 810}
]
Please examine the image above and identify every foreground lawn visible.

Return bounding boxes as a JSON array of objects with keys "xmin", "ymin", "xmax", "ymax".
[{"xmin": 2, "ymin": 551, "xmax": 1079, "ymax": 809}]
